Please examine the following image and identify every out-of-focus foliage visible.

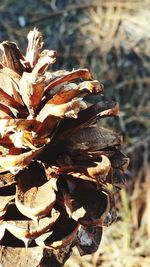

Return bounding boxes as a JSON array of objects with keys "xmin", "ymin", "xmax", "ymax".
[{"xmin": 0, "ymin": 0, "xmax": 149, "ymax": 266}]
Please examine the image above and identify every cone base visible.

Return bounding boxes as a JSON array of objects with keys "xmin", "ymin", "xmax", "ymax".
[{"xmin": 0, "ymin": 245, "xmax": 73, "ymax": 267}]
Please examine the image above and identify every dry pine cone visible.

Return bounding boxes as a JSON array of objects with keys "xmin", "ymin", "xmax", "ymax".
[{"xmin": 0, "ymin": 28, "xmax": 129, "ymax": 267}]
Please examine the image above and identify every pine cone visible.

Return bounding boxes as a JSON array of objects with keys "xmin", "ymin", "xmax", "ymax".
[{"xmin": 0, "ymin": 28, "xmax": 129, "ymax": 266}]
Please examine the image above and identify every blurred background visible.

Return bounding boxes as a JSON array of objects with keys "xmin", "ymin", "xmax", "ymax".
[{"xmin": 0, "ymin": 0, "xmax": 149, "ymax": 266}]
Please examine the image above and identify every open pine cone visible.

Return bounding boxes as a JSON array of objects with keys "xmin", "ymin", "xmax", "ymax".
[{"xmin": 0, "ymin": 28, "xmax": 129, "ymax": 266}]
